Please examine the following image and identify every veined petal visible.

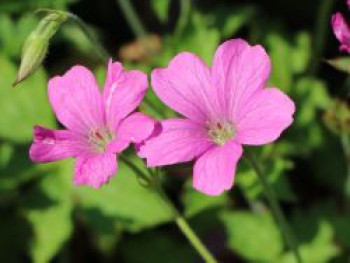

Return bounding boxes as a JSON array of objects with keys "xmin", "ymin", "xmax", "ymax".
[
  {"xmin": 106, "ymin": 112, "xmax": 156, "ymax": 154},
  {"xmin": 235, "ymin": 88, "xmax": 295, "ymax": 145},
  {"xmin": 151, "ymin": 53, "xmax": 220, "ymax": 122},
  {"xmin": 139, "ymin": 118, "xmax": 214, "ymax": 167},
  {"xmin": 48, "ymin": 66, "xmax": 104, "ymax": 134},
  {"xmin": 30, "ymin": 126, "xmax": 86, "ymax": 162},
  {"xmin": 211, "ymin": 39, "xmax": 271, "ymax": 122},
  {"xmin": 331, "ymin": 12, "xmax": 350, "ymax": 53},
  {"xmin": 103, "ymin": 60, "xmax": 148, "ymax": 131},
  {"xmin": 193, "ymin": 140, "xmax": 242, "ymax": 196},
  {"xmin": 74, "ymin": 153, "xmax": 117, "ymax": 188}
]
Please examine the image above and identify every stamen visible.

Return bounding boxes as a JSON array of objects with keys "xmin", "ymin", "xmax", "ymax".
[
  {"xmin": 89, "ymin": 128, "xmax": 114, "ymax": 153},
  {"xmin": 208, "ymin": 121, "xmax": 235, "ymax": 146}
]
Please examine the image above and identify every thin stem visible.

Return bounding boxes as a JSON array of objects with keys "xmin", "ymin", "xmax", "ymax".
[
  {"xmin": 245, "ymin": 150, "xmax": 302, "ymax": 263},
  {"xmin": 308, "ymin": 0, "xmax": 333, "ymax": 75},
  {"xmin": 121, "ymin": 165, "xmax": 217, "ymax": 263},
  {"xmin": 153, "ymin": 178, "xmax": 218, "ymax": 263},
  {"xmin": 175, "ymin": 0, "xmax": 191, "ymax": 38},
  {"xmin": 115, "ymin": 0, "xmax": 147, "ymax": 38},
  {"xmin": 67, "ymin": 13, "xmax": 109, "ymax": 62},
  {"xmin": 341, "ymin": 133, "xmax": 350, "ymax": 201}
]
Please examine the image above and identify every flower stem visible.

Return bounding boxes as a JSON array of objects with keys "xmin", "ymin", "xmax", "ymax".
[
  {"xmin": 341, "ymin": 133, "xmax": 350, "ymax": 203},
  {"xmin": 115, "ymin": 0, "xmax": 147, "ymax": 38},
  {"xmin": 155, "ymin": 184, "xmax": 218, "ymax": 263},
  {"xmin": 148, "ymin": 168, "xmax": 218, "ymax": 263},
  {"xmin": 244, "ymin": 150, "xmax": 302, "ymax": 263},
  {"xmin": 67, "ymin": 12, "xmax": 109, "ymax": 62},
  {"xmin": 174, "ymin": 0, "xmax": 191, "ymax": 38}
]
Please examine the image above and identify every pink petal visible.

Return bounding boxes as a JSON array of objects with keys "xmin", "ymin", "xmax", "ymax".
[
  {"xmin": 48, "ymin": 66, "xmax": 105, "ymax": 134},
  {"xmin": 74, "ymin": 153, "xmax": 117, "ymax": 188},
  {"xmin": 138, "ymin": 118, "xmax": 215, "ymax": 167},
  {"xmin": 106, "ymin": 112, "xmax": 156, "ymax": 153},
  {"xmin": 235, "ymin": 88, "xmax": 295, "ymax": 145},
  {"xmin": 30, "ymin": 126, "xmax": 85, "ymax": 162},
  {"xmin": 348, "ymin": 0, "xmax": 350, "ymax": 10},
  {"xmin": 211, "ymin": 39, "xmax": 271, "ymax": 122},
  {"xmin": 331, "ymin": 12, "xmax": 350, "ymax": 53},
  {"xmin": 151, "ymin": 53, "xmax": 220, "ymax": 122},
  {"xmin": 193, "ymin": 140, "xmax": 242, "ymax": 196},
  {"xmin": 103, "ymin": 60, "xmax": 148, "ymax": 131}
]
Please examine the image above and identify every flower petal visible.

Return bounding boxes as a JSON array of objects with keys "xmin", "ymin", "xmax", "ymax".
[
  {"xmin": 139, "ymin": 118, "xmax": 214, "ymax": 167},
  {"xmin": 331, "ymin": 12, "xmax": 350, "ymax": 53},
  {"xmin": 211, "ymin": 39, "xmax": 271, "ymax": 122},
  {"xmin": 151, "ymin": 53, "xmax": 220, "ymax": 122},
  {"xmin": 48, "ymin": 66, "xmax": 104, "ymax": 134},
  {"xmin": 107, "ymin": 112, "xmax": 156, "ymax": 153},
  {"xmin": 29, "ymin": 126, "xmax": 86, "ymax": 162},
  {"xmin": 74, "ymin": 153, "xmax": 117, "ymax": 188},
  {"xmin": 193, "ymin": 140, "xmax": 242, "ymax": 196},
  {"xmin": 103, "ymin": 60, "xmax": 148, "ymax": 131},
  {"xmin": 235, "ymin": 88, "xmax": 295, "ymax": 145}
]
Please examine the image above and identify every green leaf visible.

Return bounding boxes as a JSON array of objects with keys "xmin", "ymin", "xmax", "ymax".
[
  {"xmin": 24, "ymin": 161, "xmax": 73, "ymax": 263},
  {"xmin": 278, "ymin": 221, "xmax": 339, "ymax": 263},
  {"xmin": 220, "ymin": 211, "xmax": 283, "ymax": 261},
  {"xmin": 151, "ymin": 0, "xmax": 170, "ymax": 23},
  {"xmin": 326, "ymin": 57, "xmax": 350, "ymax": 74},
  {"xmin": 0, "ymin": 55, "xmax": 55, "ymax": 143},
  {"xmin": 182, "ymin": 180, "xmax": 229, "ymax": 218},
  {"xmin": 75, "ymin": 155, "xmax": 173, "ymax": 232}
]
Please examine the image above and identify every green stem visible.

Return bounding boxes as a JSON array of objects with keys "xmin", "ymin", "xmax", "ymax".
[
  {"xmin": 120, "ymin": 164, "xmax": 218, "ymax": 263},
  {"xmin": 153, "ymin": 180, "xmax": 218, "ymax": 263},
  {"xmin": 308, "ymin": 0, "xmax": 333, "ymax": 75},
  {"xmin": 245, "ymin": 150, "xmax": 302, "ymax": 263},
  {"xmin": 67, "ymin": 13, "xmax": 109, "ymax": 62},
  {"xmin": 174, "ymin": 0, "xmax": 191, "ymax": 38},
  {"xmin": 115, "ymin": 0, "xmax": 147, "ymax": 38},
  {"xmin": 341, "ymin": 133, "xmax": 350, "ymax": 201}
]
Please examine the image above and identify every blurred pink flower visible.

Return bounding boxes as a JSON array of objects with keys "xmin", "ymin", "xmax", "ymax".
[
  {"xmin": 331, "ymin": 12, "xmax": 350, "ymax": 53},
  {"xmin": 139, "ymin": 39, "xmax": 295, "ymax": 196},
  {"xmin": 30, "ymin": 60, "xmax": 155, "ymax": 188}
]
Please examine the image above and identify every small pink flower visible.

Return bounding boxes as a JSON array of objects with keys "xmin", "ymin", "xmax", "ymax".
[
  {"xmin": 30, "ymin": 60, "xmax": 155, "ymax": 188},
  {"xmin": 139, "ymin": 39, "xmax": 295, "ymax": 196},
  {"xmin": 331, "ymin": 12, "xmax": 350, "ymax": 53}
]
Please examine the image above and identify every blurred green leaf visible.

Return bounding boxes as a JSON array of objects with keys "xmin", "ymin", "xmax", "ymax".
[
  {"xmin": 0, "ymin": 0, "xmax": 77, "ymax": 13},
  {"xmin": 237, "ymin": 157, "xmax": 295, "ymax": 202},
  {"xmin": 291, "ymin": 32, "xmax": 311, "ymax": 74},
  {"xmin": 151, "ymin": 0, "xmax": 170, "ymax": 23},
  {"xmin": 182, "ymin": 180, "xmax": 229, "ymax": 218},
  {"xmin": 220, "ymin": 211, "xmax": 283, "ymax": 261},
  {"xmin": 0, "ymin": 14, "xmax": 38, "ymax": 58},
  {"xmin": 75, "ymin": 155, "xmax": 173, "ymax": 232},
  {"xmin": 0, "ymin": 55, "xmax": 54, "ymax": 143},
  {"xmin": 326, "ymin": 57, "xmax": 350, "ymax": 74},
  {"xmin": 278, "ymin": 221, "xmax": 339, "ymax": 263},
  {"xmin": 24, "ymin": 161, "xmax": 73, "ymax": 263}
]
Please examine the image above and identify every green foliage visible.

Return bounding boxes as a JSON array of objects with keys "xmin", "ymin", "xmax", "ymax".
[
  {"xmin": 220, "ymin": 211, "xmax": 283, "ymax": 261},
  {"xmin": 0, "ymin": 55, "xmax": 54, "ymax": 143},
  {"xmin": 75, "ymin": 156, "xmax": 173, "ymax": 232}
]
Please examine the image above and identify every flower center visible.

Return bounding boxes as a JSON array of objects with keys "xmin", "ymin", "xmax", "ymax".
[
  {"xmin": 208, "ymin": 122, "xmax": 235, "ymax": 146},
  {"xmin": 88, "ymin": 128, "xmax": 114, "ymax": 153}
]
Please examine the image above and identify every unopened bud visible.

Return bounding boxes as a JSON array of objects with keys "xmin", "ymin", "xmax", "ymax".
[{"xmin": 13, "ymin": 11, "xmax": 67, "ymax": 87}]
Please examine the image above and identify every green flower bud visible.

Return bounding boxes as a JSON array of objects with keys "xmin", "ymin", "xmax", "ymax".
[{"xmin": 13, "ymin": 11, "xmax": 68, "ymax": 87}]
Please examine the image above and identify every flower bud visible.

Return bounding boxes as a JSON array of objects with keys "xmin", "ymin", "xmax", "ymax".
[{"xmin": 13, "ymin": 12, "xmax": 67, "ymax": 87}]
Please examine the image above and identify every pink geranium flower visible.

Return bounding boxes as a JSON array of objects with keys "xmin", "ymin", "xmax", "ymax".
[
  {"xmin": 30, "ymin": 60, "xmax": 155, "ymax": 188},
  {"xmin": 139, "ymin": 39, "xmax": 295, "ymax": 196},
  {"xmin": 331, "ymin": 12, "xmax": 350, "ymax": 53}
]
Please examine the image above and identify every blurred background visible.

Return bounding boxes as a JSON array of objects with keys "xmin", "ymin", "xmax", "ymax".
[{"xmin": 0, "ymin": 0, "xmax": 349, "ymax": 262}]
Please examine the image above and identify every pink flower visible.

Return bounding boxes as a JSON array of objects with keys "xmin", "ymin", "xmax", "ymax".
[
  {"xmin": 331, "ymin": 12, "xmax": 350, "ymax": 53},
  {"xmin": 139, "ymin": 39, "xmax": 295, "ymax": 196},
  {"xmin": 30, "ymin": 60, "xmax": 155, "ymax": 188}
]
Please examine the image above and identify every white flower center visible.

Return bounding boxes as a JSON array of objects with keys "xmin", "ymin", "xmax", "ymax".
[
  {"xmin": 89, "ymin": 128, "xmax": 114, "ymax": 153},
  {"xmin": 208, "ymin": 122, "xmax": 235, "ymax": 146}
]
